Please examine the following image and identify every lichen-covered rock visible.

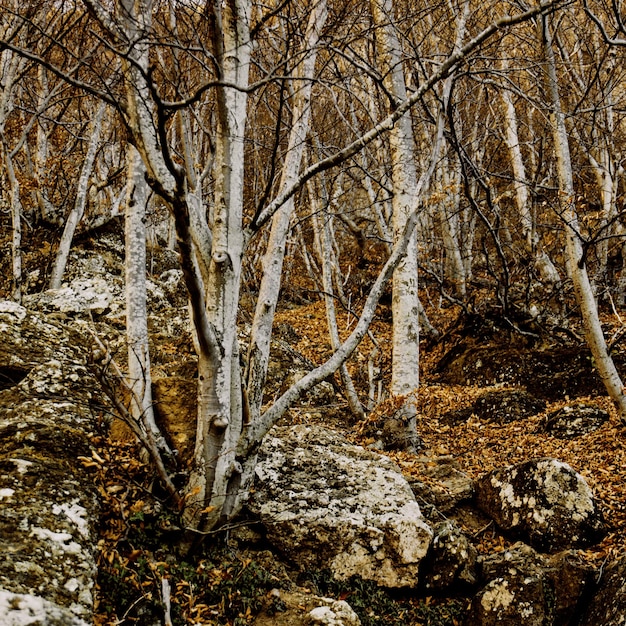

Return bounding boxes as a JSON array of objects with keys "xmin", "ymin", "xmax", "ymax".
[
  {"xmin": 307, "ymin": 599, "xmax": 361, "ymax": 626},
  {"xmin": 443, "ymin": 389, "xmax": 546, "ymax": 426},
  {"xmin": 466, "ymin": 572, "xmax": 547, "ymax": 626},
  {"xmin": 251, "ymin": 425, "xmax": 433, "ymax": 588},
  {"xmin": 543, "ymin": 403, "xmax": 609, "ymax": 439},
  {"xmin": 0, "ymin": 302, "xmax": 101, "ymax": 623},
  {"xmin": 0, "ymin": 590, "xmax": 90, "ymax": 626},
  {"xmin": 475, "ymin": 458, "xmax": 605, "ymax": 551},
  {"xmin": 23, "ymin": 276, "xmax": 119, "ymax": 316},
  {"xmin": 421, "ymin": 520, "xmax": 477, "ymax": 591},
  {"xmin": 473, "ymin": 544, "xmax": 595, "ymax": 626},
  {"xmin": 579, "ymin": 555, "xmax": 626, "ymax": 626}
]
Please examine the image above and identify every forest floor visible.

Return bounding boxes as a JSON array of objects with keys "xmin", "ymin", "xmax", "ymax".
[
  {"xmin": 4, "ymin": 229, "xmax": 626, "ymax": 624},
  {"xmin": 90, "ymin": 292, "xmax": 626, "ymax": 626}
]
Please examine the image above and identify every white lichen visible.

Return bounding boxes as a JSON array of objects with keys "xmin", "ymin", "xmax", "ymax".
[
  {"xmin": 53, "ymin": 502, "xmax": 90, "ymax": 539},
  {"xmin": 481, "ymin": 578, "xmax": 515, "ymax": 612},
  {"xmin": 30, "ymin": 527, "xmax": 83, "ymax": 555},
  {"xmin": 11, "ymin": 458, "xmax": 33, "ymax": 475}
]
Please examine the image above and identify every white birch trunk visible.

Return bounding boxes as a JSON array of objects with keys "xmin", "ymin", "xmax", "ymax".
[
  {"xmin": 371, "ymin": 0, "xmax": 421, "ymax": 450},
  {"xmin": 125, "ymin": 146, "xmax": 170, "ymax": 453},
  {"xmin": 541, "ymin": 15, "xmax": 626, "ymax": 419},
  {"xmin": 0, "ymin": 50, "xmax": 22, "ymax": 303},
  {"xmin": 438, "ymin": 159, "xmax": 467, "ymax": 297},
  {"xmin": 246, "ymin": 0, "xmax": 327, "ymax": 418},
  {"xmin": 4, "ymin": 147, "xmax": 22, "ymax": 303},
  {"xmin": 184, "ymin": 0, "xmax": 252, "ymax": 531},
  {"xmin": 310, "ymin": 176, "xmax": 365, "ymax": 420},
  {"xmin": 49, "ymin": 101, "xmax": 106, "ymax": 289},
  {"xmin": 501, "ymin": 77, "xmax": 560, "ymax": 284}
]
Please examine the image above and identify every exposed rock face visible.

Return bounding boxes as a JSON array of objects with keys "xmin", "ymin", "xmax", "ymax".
[
  {"xmin": 543, "ymin": 403, "xmax": 609, "ymax": 439},
  {"xmin": 475, "ymin": 458, "xmax": 605, "ymax": 551},
  {"xmin": 579, "ymin": 555, "xmax": 626, "ymax": 626},
  {"xmin": 0, "ymin": 590, "xmax": 90, "ymax": 626},
  {"xmin": 0, "ymin": 301, "xmax": 101, "ymax": 623},
  {"xmin": 468, "ymin": 544, "xmax": 595, "ymax": 626},
  {"xmin": 251, "ymin": 425, "xmax": 433, "ymax": 588}
]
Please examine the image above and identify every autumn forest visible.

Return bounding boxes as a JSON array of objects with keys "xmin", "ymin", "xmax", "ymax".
[{"xmin": 1, "ymin": 0, "xmax": 626, "ymax": 623}]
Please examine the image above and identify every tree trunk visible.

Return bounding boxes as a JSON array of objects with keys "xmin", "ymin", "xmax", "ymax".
[
  {"xmin": 183, "ymin": 0, "xmax": 252, "ymax": 531},
  {"xmin": 125, "ymin": 146, "xmax": 171, "ymax": 454},
  {"xmin": 501, "ymin": 72, "xmax": 560, "ymax": 284},
  {"xmin": 245, "ymin": 0, "xmax": 327, "ymax": 419},
  {"xmin": 371, "ymin": 0, "xmax": 421, "ymax": 450},
  {"xmin": 540, "ymin": 14, "xmax": 626, "ymax": 420},
  {"xmin": 49, "ymin": 101, "xmax": 106, "ymax": 289}
]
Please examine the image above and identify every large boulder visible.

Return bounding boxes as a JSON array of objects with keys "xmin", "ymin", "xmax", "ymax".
[
  {"xmin": 251, "ymin": 425, "xmax": 433, "ymax": 588},
  {"xmin": 475, "ymin": 458, "xmax": 605, "ymax": 551},
  {"xmin": 0, "ymin": 302, "xmax": 101, "ymax": 623}
]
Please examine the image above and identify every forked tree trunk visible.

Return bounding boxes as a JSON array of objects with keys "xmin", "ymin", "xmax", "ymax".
[{"xmin": 183, "ymin": 0, "xmax": 252, "ymax": 531}]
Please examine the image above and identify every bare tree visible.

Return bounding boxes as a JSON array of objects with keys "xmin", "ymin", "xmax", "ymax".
[{"xmin": 1, "ymin": 0, "xmax": 564, "ymax": 534}]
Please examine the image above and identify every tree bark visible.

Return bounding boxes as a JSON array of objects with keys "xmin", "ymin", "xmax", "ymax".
[
  {"xmin": 540, "ymin": 14, "xmax": 626, "ymax": 420},
  {"xmin": 49, "ymin": 101, "xmax": 106, "ymax": 289},
  {"xmin": 246, "ymin": 0, "xmax": 327, "ymax": 419}
]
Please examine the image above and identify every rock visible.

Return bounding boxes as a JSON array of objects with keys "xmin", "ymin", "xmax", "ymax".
[
  {"xmin": 409, "ymin": 460, "xmax": 474, "ymax": 513},
  {"xmin": 308, "ymin": 600, "xmax": 361, "ymax": 626},
  {"xmin": 436, "ymin": 344, "xmax": 608, "ymax": 400},
  {"xmin": 466, "ymin": 571, "xmax": 547, "ymax": 626},
  {"xmin": 0, "ymin": 590, "xmax": 89, "ymax": 626},
  {"xmin": 471, "ymin": 544, "xmax": 595, "ymax": 626},
  {"xmin": 253, "ymin": 589, "xmax": 361, "ymax": 626},
  {"xmin": 0, "ymin": 302, "xmax": 101, "ymax": 623},
  {"xmin": 579, "ymin": 555, "xmax": 626, "ymax": 626},
  {"xmin": 251, "ymin": 425, "xmax": 433, "ymax": 588},
  {"xmin": 23, "ymin": 276, "xmax": 120, "ymax": 316},
  {"xmin": 475, "ymin": 458, "xmax": 605, "ymax": 551},
  {"xmin": 543, "ymin": 403, "xmax": 609, "ymax": 439},
  {"xmin": 421, "ymin": 520, "xmax": 477, "ymax": 592},
  {"xmin": 443, "ymin": 389, "xmax": 546, "ymax": 425}
]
